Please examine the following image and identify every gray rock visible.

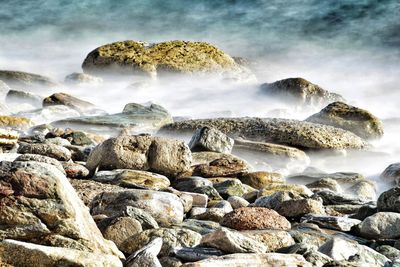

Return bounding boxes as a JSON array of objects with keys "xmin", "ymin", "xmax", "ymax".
[
  {"xmin": 227, "ymin": 196, "xmax": 249, "ymax": 209},
  {"xmin": 6, "ymin": 89, "xmax": 42, "ymax": 107},
  {"xmin": 0, "ymin": 70, "xmax": 58, "ymax": 89},
  {"xmin": 65, "ymin": 72, "xmax": 103, "ymax": 85},
  {"xmin": 260, "ymin": 77, "xmax": 344, "ymax": 106},
  {"xmin": 200, "ymin": 228, "xmax": 268, "ymax": 253},
  {"xmin": 179, "ymin": 219, "xmax": 223, "ymax": 235},
  {"xmin": 358, "ymin": 212, "xmax": 400, "ymax": 239},
  {"xmin": 101, "ymin": 216, "xmax": 143, "ymax": 249},
  {"xmin": 14, "ymin": 153, "xmax": 65, "ymax": 174},
  {"xmin": 160, "ymin": 117, "xmax": 367, "ymax": 149},
  {"xmin": 375, "ymin": 245, "xmax": 400, "ymax": 261},
  {"xmin": 172, "ymin": 246, "xmax": 224, "ymax": 262},
  {"xmin": 314, "ymin": 190, "xmax": 371, "ymax": 205},
  {"xmin": 300, "ymin": 214, "xmax": 361, "ymax": 231},
  {"xmin": 189, "ymin": 126, "xmax": 234, "ymax": 153},
  {"xmin": 346, "ymin": 180, "xmax": 376, "ymax": 201},
  {"xmin": 213, "ymin": 179, "xmax": 254, "ymax": 198},
  {"xmin": 288, "ymin": 171, "xmax": 365, "ymax": 186},
  {"xmin": 124, "ymin": 206, "xmax": 159, "ymax": 230},
  {"xmin": 380, "ymin": 163, "xmax": 400, "ymax": 186},
  {"xmin": 17, "ymin": 142, "xmax": 72, "ymax": 161},
  {"xmin": 125, "ymin": 237, "xmax": 162, "ymax": 267},
  {"xmin": 253, "ymin": 191, "xmax": 302, "ymax": 209},
  {"xmin": 173, "ymin": 176, "xmax": 213, "ymax": 192},
  {"xmin": 306, "ymin": 101, "xmax": 384, "ymax": 139},
  {"xmin": 90, "ymin": 189, "xmax": 184, "ymax": 226},
  {"xmin": 377, "ymin": 187, "xmax": 400, "ymax": 213},
  {"xmin": 241, "ymin": 230, "xmax": 295, "ymax": 252},
  {"xmin": 43, "ymin": 92, "xmax": 98, "ymax": 114}
]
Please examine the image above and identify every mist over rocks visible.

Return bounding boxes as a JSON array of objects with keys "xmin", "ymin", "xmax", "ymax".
[{"xmin": 0, "ymin": 70, "xmax": 59, "ymax": 90}]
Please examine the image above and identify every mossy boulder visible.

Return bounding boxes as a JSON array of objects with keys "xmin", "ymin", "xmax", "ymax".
[
  {"xmin": 306, "ymin": 101, "xmax": 384, "ymax": 139},
  {"xmin": 82, "ymin": 40, "xmax": 250, "ymax": 78}
]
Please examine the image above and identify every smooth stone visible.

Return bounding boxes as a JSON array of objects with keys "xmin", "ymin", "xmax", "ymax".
[
  {"xmin": 0, "ymin": 239, "xmax": 122, "ymax": 267},
  {"xmin": 221, "ymin": 207, "xmax": 291, "ymax": 231},
  {"xmin": 192, "ymin": 155, "xmax": 251, "ymax": 178},
  {"xmin": 346, "ymin": 180, "xmax": 376, "ymax": 201},
  {"xmin": 300, "ymin": 214, "xmax": 361, "ymax": 231},
  {"xmin": 213, "ymin": 179, "xmax": 255, "ymax": 198},
  {"xmin": 90, "ymin": 189, "xmax": 184, "ymax": 226},
  {"xmin": 305, "ymin": 101, "xmax": 384, "ymax": 139},
  {"xmin": 252, "ymin": 191, "xmax": 302, "ymax": 209},
  {"xmin": 62, "ymin": 162, "xmax": 89, "ymax": 179},
  {"xmin": 172, "ymin": 246, "xmax": 224, "ymax": 262},
  {"xmin": 125, "ymin": 237, "xmax": 162, "ymax": 267},
  {"xmin": 173, "ymin": 176, "xmax": 213, "ymax": 192},
  {"xmin": 193, "ymin": 186, "xmax": 223, "ymax": 201},
  {"xmin": 43, "ymin": 92, "xmax": 97, "ymax": 114},
  {"xmin": 358, "ymin": 212, "xmax": 400, "ymax": 239},
  {"xmin": 237, "ymin": 171, "xmax": 284, "ymax": 190},
  {"xmin": 306, "ymin": 178, "xmax": 342, "ymax": 193},
  {"xmin": 101, "ymin": 217, "xmax": 143, "ymax": 249},
  {"xmin": 376, "ymin": 245, "xmax": 400, "ymax": 261},
  {"xmin": 179, "ymin": 219, "xmax": 223, "ymax": 235},
  {"xmin": 380, "ymin": 163, "xmax": 400, "ymax": 186},
  {"xmin": 314, "ymin": 190, "xmax": 372, "ymax": 205},
  {"xmin": 120, "ymin": 228, "xmax": 202, "ymax": 257},
  {"xmin": 227, "ymin": 196, "xmax": 249, "ymax": 209},
  {"xmin": 241, "ymin": 230, "xmax": 295, "ymax": 252},
  {"xmin": 200, "ymin": 228, "xmax": 268, "ymax": 253},
  {"xmin": 44, "ymin": 136, "xmax": 71, "ymax": 146},
  {"xmin": 189, "ymin": 126, "xmax": 234, "ymax": 154},
  {"xmin": 181, "ymin": 253, "xmax": 312, "ymax": 267},
  {"xmin": 276, "ymin": 199, "xmax": 325, "ymax": 218},
  {"xmin": 160, "ymin": 117, "xmax": 367, "ymax": 149},
  {"xmin": 287, "ymin": 171, "xmax": 365, "ymax": 185},
  {"xmin": 17, "ymin": 142, "xmax": 71, "ymax": 161}
]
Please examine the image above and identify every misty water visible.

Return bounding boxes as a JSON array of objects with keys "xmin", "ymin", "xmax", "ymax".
[{"xmin": 1, "ymin": 0, "xmax": 400, "ymax": 193}]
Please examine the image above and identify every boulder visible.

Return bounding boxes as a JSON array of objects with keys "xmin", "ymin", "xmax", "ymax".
[
  {"xmin": 90, "ymin": 189, "xmax": 184, "ymax": 226},
  {"xmin": 160, "ymin": 118, "xmax": 367, "ymax": 149},
  {"xmin": 0, "ymin": 161, "xmax": 123, "ymax": 258},
  {"xmin": 200, "ymin": 228, "xmax": 268, "ymax": 253},
  {"xmin": 189, "ymin": 126, "xmax": 234, "ymax": 153},
  {"xmin": 0, "ymin": 239, "xmax": 122, "ymax": 267},
  {"xmin": 260, "ymin": 77, "xmax": 344, "ymax": 106},
  {"xmin": 380, "ymin": 163, "xmax": 400, "ymax": 185},
  {"xmin": 220, "ymin": 207, "xmax": 291, "ymax": 230},
  {"xmin": 43, "ymin": 92, "xmax": 97, "ymax": 114},
  {"xmin": 358, "ymin": 212, "xmax": 400, "ymax": 239},
  {"xmin": 306, "ymin": 101, "xmax": 384, "ymax": 139},
  {"xmin": 0, "ymin": 70, "xmax": 58, "ymax": 89},
  {"xmin": 125, "ymin": 238, "xmax": 162, "ymax": 267},
  {"xmin": 377, "ymin": 187, "xmax": 400, "ymax": 212},
  {"xmin": 120, "ymin": 228, "xmax": 201, "ymax": 257},
  {"xmin": 17, "ymin": 143, "xmax": 71, "ymax": 161},
  {"xmin": 81, "ymin": 40, "xmax": 250, "ymax": 78}
]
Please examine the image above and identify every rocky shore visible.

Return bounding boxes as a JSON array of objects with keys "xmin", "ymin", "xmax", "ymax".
[{"xmin": 0, "ymin": 40, "xmax": 399, "ymax": 267}]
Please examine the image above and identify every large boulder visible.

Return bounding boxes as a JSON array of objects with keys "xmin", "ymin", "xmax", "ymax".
[
  {"xmin": 86, "ymin": 135, "xmax": 192, "ymax": 177},
  {"xmin": 0, "ymin": 161, "xmax": 123, "ymax": 258},
  {"xmin": 260, "ymin": 77, "xmax": 344, "ymax": 106},
  {"xmin": 160, "ymin": 118, "xmax": 367, "ymax": 149},
  {"xmin": 90, "ymin": 189, "xmax": 184, "ymax": 226},
  {"xmin": 358, "ymin": 212, "xmax": 400, "ymax": 239},
  {"xmin": 377, "ymin": 187, "xmax": 400, "ymax": 212},
  {"xmin": 306, "ymin": 101, "xmax": 384, "ymax": 139},
  {"xmin": 380, "ymin": 163, "xmax": 400, "ymax": 186},
  {"xmin": 53, "ymin": 103, "xmax": 173, "ymax": 134},
  {"xmin": 0, "ymin": 70, "xmax": 58, "ymax": 89},
  {"xmin": 81, "ymin": 40, "xmax": 250, "ymax": 78},
  {"xmin": 0, "ymin": 239, "xmax": 122, "ymax": 267}
]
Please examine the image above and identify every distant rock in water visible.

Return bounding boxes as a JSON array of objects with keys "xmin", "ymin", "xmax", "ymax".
[
  {"xmin": 6, "ymin": 89, "xmax": 42, "ymax": 108},
  {"xmin": 64, "ymin": 72, "xmax": 103, "ymax": 85},
  {"xmin": 43, "ymin": 92, "xmax": 96, "ymax": 113},
  {"xmin": 260, "ymin": 77, "xmax": 344, "ymax": 106},
  {"xmin": 82, "ymin": 40, "xmax": 253, "ymax": 80},
  {"xmin": 306, "ymin": 101, "xmax": 384, "ymax": 139},
  {"xmin": 160, "ymin": 117, "xmax": 367, "ymax": 149},
  {"xmin": 0, "ymin": 70, "xmax": 58, "ymax": 89}
]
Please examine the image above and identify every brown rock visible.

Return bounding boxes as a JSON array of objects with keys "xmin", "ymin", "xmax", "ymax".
[
  {"xmin": 276, "ymin": 199, "xmax": 325, "ymax": 218},
  {"xmin": 192, "ymin": 157, "xmax": 250, "ymax": 178},
  {"xmin": 220, "ymin": 207, "xmax": 291, "ymax": 230},
  {"xmin": 238, "ymin": 171, "xmax": 283, "ymax": 189},
  {"xmin": 43, "ymin": 92, "xmax": 96, "ymax": 113}
]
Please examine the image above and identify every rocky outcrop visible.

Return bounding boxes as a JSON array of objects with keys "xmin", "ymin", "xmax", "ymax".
[
  {"xmin": 306, "ymin": 101, "xmax": 384, "ymax": 139},
  {"xmin": 160, "ymin": 118, "xmax": 367, "ymax": 149}
]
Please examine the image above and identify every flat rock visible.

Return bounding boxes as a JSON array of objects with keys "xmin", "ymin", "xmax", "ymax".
[
  {"xmin": 241, "ymin": 230, "xmax": 295, "ymax": 252},
  {"xmin": 43, "ymin": 92, "xmax": 97, "ymax": 114},
  {"xmin": 306, "ymin": 101, "xmax": 384, "ymax": 139},
  {"xmin": 179, "ymin": 219, "xmax": 223, "ymax": 235},
  {"xmin": 192, "ymin": 156, "xmax": 250, "ymax": 178},
  {"xmin": 90, "ymin": 189, "xmax": 184, "ymax": 226},
  {"xmin": 300, "ymin": 214, "xmax": 361, "ymax": 231},
  {"xmin": 0, "ymin": 239, "xmax": 122, "ymax": 267},
  {"xmin": 181, "ymin": 253, "xmax": 311, "ymax": 267},
  {"xmin": 0, "ymin": 70, "xmax": 58, "ymax": 89},
  {"xmin": 5, "ymin": 89, "xmax": 42, "ymax": 108},
  {"xmin": 160, "ymin": 117, "xmax": 367, "ymax": 149},
  {"xmin": 258, "ymin": 183, "xmax": 313, "ymax": 198},
  {"xmin": 172, "ymin": 246, "xmax": 224, "ymax": 262},
  {"xmin": 17, "ymin": 142, "xmax": 71, "ymax": 161},
  {"xmin": 220, "ymin": 207, "xmax": 291, "ymax": 231}
]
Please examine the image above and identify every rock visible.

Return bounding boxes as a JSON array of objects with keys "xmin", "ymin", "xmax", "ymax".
[
  {"xmin": 241, "ymin": 230, "xmax": 295, "ymax": 252},
  {"xmin": 220, "ymin": 207, "xmax": 291, "ymax": 231},
  {"xmin": 213, "ymin": 179, "xmax": 254, "ymax": 198},
  {"xmin": 44, "ymin": 136, "xmax": 71, "ymax": 146},
  {"xmin": 318, "ymin": 238, "xmax": 390, "ymax": 266},
  {"xmin": 253, "ymin": 191, "xmax": 302, "ymax": 209},
  {"xmin": 65, "ymin": 72, "xmax": 103, "ymax": 85},
  {"xmin": 63, "ymin": 130, "xmax": 94, "ymax": 146},
  {"xmin": 300, "ymin": 214, "xmax": 361, "ymax": 231},
  {"xmin": 173, "ymin": 176, "xmax": 213, "ymax": 192},
  {"xmin": 192, "ymin": 156, "xmax": 250, "ymax": 178},
  {"xmin": 120, "ymin": 228, "xmax": 202, "ymax": 257},
  {"xmin": 172, "ymin": 246, "xmax": 224, "ymax": 262},
  {"xmin": 314, "ymin": 190, "xmax": 370, "ymax": 205},
  {"xmin": 181, "ymin": 253, "xmax": 311, "ymax": 267},
  {"xmin": 5, "ymin": 89, "xmax": 42, "ymax": 107},
  {"xmin": 238, "ymin": 171, "xmax": 283, "ymax": 190},
  {"xmin": 0, "ymin": 161, "xmax": 123, "ymax": 258},
  {"xmin": 346, "ymin": 180, "xmax": 376, "ymax": 201},
  {"xmin": 0, "ymin": 70, "xmax": 58, "ymax": 89},
  {"xmin": 189, "ymin": 126, "xmax": 234, "ymax": 153},
  {"xmin": 0, "ymin": 239, "xmax": 123, "ymax": 267},
  {"xmin": 43, "ymin": 92, "xmax": 97, "ymax": 114},
  {"xmin": 192, "ymin": 205, "xmax": 232, "ymax": 223},
  {"xmin": 193, "ymin": 186, "xmax": 223, "ymax": 201},
  {"xmin": 276, "ymin": 199, "xmax": 325, "ymax": 218},
  {"xmin": 227, "ymin": 196, "xmax": 249, "ymax": 209},
  {"xmin": 15, "ymin": 154, "xmax": 65, "ymax": 174},
  {"xmin": 260, "ymin": 77, "xmax": 344, "ymax": 106},
  {"xmin": 125, "ymin": 237, "xmax": 162, "ymax": 267},
  {"xmin": 90, "ymin": 189, "xmax": 184, "ymax": 226},
  {"xmin": 288, "ymin": 171, "xmax": 365, "ymax": 186},
  {"xmin": 0, "ymin": 128, "xmax": 19, "ymax": 146},
  {"xmin": 62, "ymin": 162, "xmax": 89, "ymax": 179},
  {"xmin": 93, "ymin": 169, "xmax": 170, "ymax": 190},
  {"xmin": 86, "ymin": 135, "xmax": 191, "ymax": 177},
  {"xmin": 160, "ymin": 117, "xmax": 366, "ymax": 149},
  {"xmin": 0, "ymin": 115, "xmax": 32, "ymax": 130},
  {"xmin": 200, "ymin": 228, "xmax": 267, "ymax": 253},
  {"xmin": 101, "ymin": 217, "xmax": 143, "ymax": 249},
  {"xmin": 17, "ymin": 142, "xmax": 72, "ymax": 161},
  {"xmin": 82, "ymin": 40, "xmax": 249, "ymax": 78},
  {"xmin": 376, "ymin": 245, "xmax": 400, "ymax": 261},
  {"xmin": 123, "ymin": 206, "xmax": 159, "ymax": 230},
  {"xmin": 358, "ymin": 212, "xmax": 400, "ymax": 239},
  {"xmin": 380, "ymin": 163, "xmax": 400, "ymax": 185},
  {"xmin": 258, "ymin": 183, "xmax": 313, "ymax": 197},
  {"xmin": 159, "ymin": 256, "xmax": 182, "ymax": 267},
  {"xmin": 179, "ymin": 219, "xmax": 222, "ymax": 235},
  {"xmin": 306, "ymin": 101, "xmax": 384, "ymax": 139},
  {"xmin": 377, "ymin": 187, "xmax": 400, "ymax": 212},
  {"xmin": 306, "ymin": 178, "xmax": 342, "ymax": 193}
]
